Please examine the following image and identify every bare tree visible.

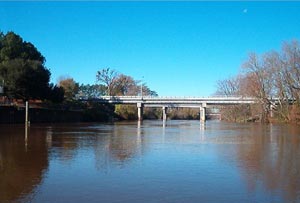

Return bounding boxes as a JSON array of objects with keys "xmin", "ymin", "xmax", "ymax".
[
  {"xmin": 281, "ymin": 41, "xmax": 300, "ymax": 100},
  {"xmin": 242, "ymin": 53, "xmax": 274, "ymax": 122},
  {"xmin": 215, "ymin": 76, "xmax": 251, "ymax": 122},
  {"xmin": 96, "ymin": 68, "xmax": 119, "ymax": 96},
  {"xmin": 263, "ymin": 51, "xmax": 291, "ymax": 121},
  {"xmin": 215, "ymin": 76, "xmax": 240, "ymax": 96},
  {"xmin": 215, "ymin": 40, "xmax": 300, "ymax": 123}
]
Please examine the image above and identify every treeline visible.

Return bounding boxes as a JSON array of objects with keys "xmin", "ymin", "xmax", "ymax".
[
  {"xmin": 0, "ymin": 31, "xmax": 158, "ymax": 101},
  {"xmin": 216, "ymin": 40, "xmax": 300, "ymax": 124},
  {"xmin": 0, "ymin": 31, "xmax": 162, "ymax": 121},
  {"xmin": 0, "ymin": 31, "xmax": 111, "ymax": 122}
]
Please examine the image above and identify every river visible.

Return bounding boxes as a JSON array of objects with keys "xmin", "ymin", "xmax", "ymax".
[{"xmin": 0, "ymin": 120, "xmax": 299, "ymax": 203}]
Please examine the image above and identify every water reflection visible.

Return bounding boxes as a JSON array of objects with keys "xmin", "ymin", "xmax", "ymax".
[
  {"xmin": 25, "ymin": 125, "xmax": 28, "ymax": 151},
  {"xmin": 93, "ymin": 122, "xmax": 145, "ymax": 171},
  {"xmin": 0, "ymin": 126, "xmax": 49, "ymax": 202},
  {"xmin": 0, "ymin": 121, "xmax": 299, "ymax": 203},
  {"xmin": 136, "ymin": 121, "xmax": 142, "ymax": 148},
  {"xmin": 200, "ymin": 121, "xmax": 206, "ymax": 130},
  {"xmin": 162, "ymin": 119, "xmax": 166, "ymax": 128},
  {"xmin": 232, "ymin": 124, "xmax": 300, "ymax": 202}
]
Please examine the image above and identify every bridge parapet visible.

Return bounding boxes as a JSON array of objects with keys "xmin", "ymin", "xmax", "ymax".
[{"xmin": 93, "ymin": 96, "xmax": 260, "ymax": 105}]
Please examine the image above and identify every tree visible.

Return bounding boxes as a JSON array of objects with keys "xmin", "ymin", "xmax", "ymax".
[
  {"xmin": 96, "ymin": 68, "xmax": 119, "ymax": 96},
  {"xmin": 58, "ymin": 77, "xmax": 79, "ymax": 101},
  {"xmin": 0, "ymin": 31, "xmax": 51, "ymax": 100},
  {"xmin": 279, "ymin": 41, "xmax": 300, "ymax": 122},
  {"xmin": 140, "ymin": 83, "xmax": 158, "ymax": 96},
  {"xmin": 96, "ymin": 69, "xmax": 158, "ymax": 119},
  {"xmin": 215, "ymin": 76, "xmax": 240, "ymax": 96},
  {"xmin": 215, "ymin": 76, "xmax": 251, "ymax": 122},
  {"xmin": 242, "ymin": 53, "xmax": 275, "ymax": 122},
  {"xmin": 48, "ymin": 83, "xmax": 64, "ymax": 103},
  {"xmin": 113, "ymin": 74, "xmax": 138, "ymax": 96},
  {"xmin": 78, "ymin": 84, "xmax": 106, "ymax": 99},
  {"xmin": 215, "ymin": 40, "xmax": 300, "ymax": 123},
  {"xmin": 281, "ymin": 41, "xmax": 300, "ymax": 100}
]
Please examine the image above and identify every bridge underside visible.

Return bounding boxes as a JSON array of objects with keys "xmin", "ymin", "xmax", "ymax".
[
  {"xmin": 136, "ymin": 103, "xmax": 207, "ymax": 121},
  {"xmin": 144, "ymin": 104, "xmax": 204, "ymax": 108}
]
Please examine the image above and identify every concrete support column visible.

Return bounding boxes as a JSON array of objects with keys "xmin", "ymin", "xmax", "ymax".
[
  {"xmin": 200, "ymin": 107, "xmax": 206, "ymax": 122},
  {"xmin": 270, "ymin": 103, "xmax": 274, "ymax": 118},
  {"xmin": 200, "ymin": 105, "xmax": 206, "ymax": 122},
  {"xmin": 137, "ymin": 103, "xmax": 143, "ymax": 121},
  {"xmin": 162, "ymin": 106, "xmax": 168, "ymax": 120}
]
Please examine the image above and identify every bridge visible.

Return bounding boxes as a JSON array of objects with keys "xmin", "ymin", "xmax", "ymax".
[{"xmin": 90, "ymin": 96, "xmax": 265, "ymax": 121}]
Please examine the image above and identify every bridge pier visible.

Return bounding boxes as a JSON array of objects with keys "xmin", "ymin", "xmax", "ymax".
[
  {"xmin": 162, "ymin": 106, "xmax": 168, "ymax": 120},
  {"xmin": 200, "ymin": 103, "xmax": 206, "ymax": 122},
  {"xmin": 200, "ymin": 107, "xmax": 206, "ymax": 122},
  {"xmin": 270, "ymin": 103, "xmax": 275, "ymax": 118},
  {"xmin": 137, "ymin": 103, "xmax": 143, "ymax": 121}
]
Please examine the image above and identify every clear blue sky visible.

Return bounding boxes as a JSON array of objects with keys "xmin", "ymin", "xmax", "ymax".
[{"xmin": 1, "ymin": 2, "xmax": 300, "ymax": 96}]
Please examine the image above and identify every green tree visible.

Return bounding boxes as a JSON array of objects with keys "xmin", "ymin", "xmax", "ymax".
[
  {"xmin": 48, "ymin": 83, "xmax": 64, "ymax": 103},
  {"xmin": 78, "ymin": 84, "xmax": 106, "ymax": 99},
  {"xmin": 0, "ymin": 31, "xmax": 51, "ymax": 100},
  {"xmin": 113, "ymin": 74, "xmax": 138, "ymax": 96}
]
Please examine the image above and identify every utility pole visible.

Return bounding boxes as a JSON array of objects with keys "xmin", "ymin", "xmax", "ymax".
[{"xmin": 140, "ymin": 76, "xmax": 144, "ymax": 98}]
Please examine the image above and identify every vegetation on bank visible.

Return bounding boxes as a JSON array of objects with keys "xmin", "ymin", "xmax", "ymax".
[
  {"xmin": 216, "ymin": 40, "xmax": 300, "ymax": 124},
  {"xmin": 0, "ymin": 31, "xmax": 160, "ymax": 121},
  {"xmin": 2, "ymin": 31, "xmax": 300, "ymax": 123}
]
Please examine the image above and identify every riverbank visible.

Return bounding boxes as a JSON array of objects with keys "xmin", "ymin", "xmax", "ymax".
[{"xmin": 0, "ymin": 104, "xmax": 115, "ymax": 124}]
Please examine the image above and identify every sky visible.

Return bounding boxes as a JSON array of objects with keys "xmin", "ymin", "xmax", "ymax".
[{"xmin": 1, "ymin": 2, "xmax": 300, "ymax": 96}]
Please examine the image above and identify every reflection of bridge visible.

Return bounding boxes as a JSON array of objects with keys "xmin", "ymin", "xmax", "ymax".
[{"xmin": 92, "ymin": 96, "xmax": 263, "ymax": 121}]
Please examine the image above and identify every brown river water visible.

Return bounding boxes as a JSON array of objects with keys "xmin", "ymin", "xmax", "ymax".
[{"xmin": 0, "ymin": 120, "xmax": 300, "ymax": 203}]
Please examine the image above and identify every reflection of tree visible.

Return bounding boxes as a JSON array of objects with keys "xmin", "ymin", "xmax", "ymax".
[
  {"xmin": 0, "ymin": 123, "xmax": 145, "ymax": 201},
  {"xmin": 0, "ymin": 126, "xmax": 49, "ymax": 202},
  {"xmin": 109, "ymin": 128, "xmax": 138, "ymax": 162},
  {"xmin": 93, "ymin": 123, "xmax": 144, "ymax": 170},
  {"xmin": 233, "ymin": 125, "xmax": 300, "ymax": 202},
  {"xmin": 94, "ymin": 134, "xmax": 111, "ymax": 172},
  {"xmin": 49, "ymin": 124, "xmax": 102, "ymax": 164},
  {"xmin": 50, "ymin": 131, "xmax": 79, "ymax": 164}
]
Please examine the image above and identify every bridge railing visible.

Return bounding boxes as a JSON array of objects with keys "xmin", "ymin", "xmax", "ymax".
[
  {"xmin": 77, "ymin": 95, "xmax": 294, "ymax": 106},
  {"xmin": 95, "ymin": 95, "xmax": 253, "ymax": 99}
]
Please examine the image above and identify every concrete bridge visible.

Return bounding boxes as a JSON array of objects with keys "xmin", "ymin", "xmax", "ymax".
[{"xmin": 91, "ymin": 96, "xmax": 264, "ymax": 121}]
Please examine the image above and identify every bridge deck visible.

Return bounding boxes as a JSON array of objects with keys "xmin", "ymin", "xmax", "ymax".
[{"xmin": 90, "ymin": 96, "xmax": 259, "ymax": 106}]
